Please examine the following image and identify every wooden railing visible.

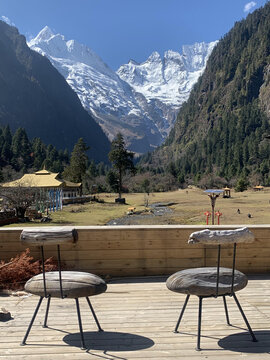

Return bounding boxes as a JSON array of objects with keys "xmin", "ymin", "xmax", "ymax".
[{"xmin": 0, "ymin": 225, "xmax": 270, "ymax": 276}]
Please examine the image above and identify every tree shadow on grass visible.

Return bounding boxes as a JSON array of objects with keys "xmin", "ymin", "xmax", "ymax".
[{"xmin": 218, "ymin": 330, "xmax": 270, "ymax": 353}]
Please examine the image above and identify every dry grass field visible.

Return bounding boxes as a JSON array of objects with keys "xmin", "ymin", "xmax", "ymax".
[{"xmin": 5, "ymin": 187, "xmax": 270, "ymax": 227}]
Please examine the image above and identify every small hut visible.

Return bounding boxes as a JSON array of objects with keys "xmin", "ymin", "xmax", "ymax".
[{"xmin": 223, "ymin": 187, "xmax": 231, "ymax": 198}]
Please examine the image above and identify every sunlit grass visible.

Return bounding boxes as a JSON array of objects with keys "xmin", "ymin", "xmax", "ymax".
[{"xmin": 4, "ymin": 187, "xmax": 270, "ymax": 227}]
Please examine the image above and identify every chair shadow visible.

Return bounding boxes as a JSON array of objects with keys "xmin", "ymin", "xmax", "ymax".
[
  {"xmin": 63, "ymin": 331, "xmax": 155, "ymax": 352},
  {"xmin": 218, "ymin": 330, "xmax": 270, "ymax": 353}
]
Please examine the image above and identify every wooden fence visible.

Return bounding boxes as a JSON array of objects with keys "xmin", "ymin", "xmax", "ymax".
[{"xmin": 0, "ymin": 225, "xmax": 270, "ymax": 276}]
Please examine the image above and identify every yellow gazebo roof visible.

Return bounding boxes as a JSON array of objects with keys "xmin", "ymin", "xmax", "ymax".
[
  {"xmin": 1, "ymin": 169, "xmax": 82, "ymax": 189},
  {"xmin": 63, "ymin": 180, "xmax": 82, "ymax": 188},
  {"xmin": 1, "ymin": 170, "xmax": 63, "ymax": 188},
  {"xmin": 34, "ymin": 169, "xmax": 54, "ymax": 175}
]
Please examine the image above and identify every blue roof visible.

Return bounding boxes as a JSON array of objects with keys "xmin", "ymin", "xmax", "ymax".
[{"xmin": 204, "ymin": 189, "xmax": 224, "ymax": 194}]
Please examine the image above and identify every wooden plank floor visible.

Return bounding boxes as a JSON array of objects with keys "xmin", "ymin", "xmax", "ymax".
[{"xmin": 1, "ymin": 275, "xmax": 270, "ymax": 359}]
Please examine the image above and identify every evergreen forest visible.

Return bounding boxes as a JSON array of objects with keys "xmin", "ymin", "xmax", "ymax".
[
  {"xmin": 0, "ymin": 125, "xmax": 113, "ymax": 193},
  {"xmin": 0, "ymin": 125, "xmax": 69, "ymax": 181},
  {"xmin": 142, "ymin": 2, "xmax": 270, "ymax": 188}
]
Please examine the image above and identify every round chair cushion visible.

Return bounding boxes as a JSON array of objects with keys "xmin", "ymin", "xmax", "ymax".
[
  {"xmin": 25, "ymin": 271, "xmax": 107, "ymax": 298},
  {"xmin": 166, "ymin": 267, "xmax": 247, "ymax": 297}
]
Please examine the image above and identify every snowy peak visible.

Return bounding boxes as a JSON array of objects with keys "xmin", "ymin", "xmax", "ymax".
[
  {"xmin": 29, "ymin": 26, "xmax": 217, "ymax": 153},
  {"xmin": 117, "ymin": 41, "xmax": 218, "ymax": 106},
  {"xmin": 164, "ymin": 50, "xmax": 185, "ymax": 75},
  {"xmin": 29, "ymin": 26, "xmax": 55, "ymax": 44},
  {"xmin": 35, "ymin": 25, "xmax": 55, "ymax": 41},
  {"xmin": 146, "ymin": 51, "xmax": 162, "ymax": 63},
  {"xmin": 117, "ymin": 51, "xmax": 164, "ymax": 88},
  {"xmin": 29, "ymin": 28, "xmax": 67, "ymax": 58},
  {"xmin": 164, "ymin": 50, "xmax": 183, "ymax": 63},
  {"xmin": 128, "ymin": 59, "xmax": 139, "ymax": 65},
  {"xmin": 182, "ymin": 41, "xmax": 218, "ymax": 72},
  {"xmin": 28, "ymin": 27, "xmax": 114, "ymax": 78}
]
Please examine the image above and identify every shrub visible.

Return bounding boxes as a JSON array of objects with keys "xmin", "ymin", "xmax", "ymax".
[
  {"xmin": 235, "ymin": 177, "xmax": 249, "ymax": 192},
  {"xmin": 0, "ymin": 248, "xmax": 58, "ymax": 290}
]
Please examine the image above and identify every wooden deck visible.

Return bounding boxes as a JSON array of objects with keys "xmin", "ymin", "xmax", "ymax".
[{"xmin": 1, "ymin": 275, "xmax": 270, "ymax": 359}]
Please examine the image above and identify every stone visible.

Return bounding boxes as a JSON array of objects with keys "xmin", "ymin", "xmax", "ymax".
[
  {"xmin": 115, "ymin": 198, "xmax": 126, "ymax": 204},
  {"xmin": 166, "ymin": 267, "xmax": 248, "ymax": 296},
  {"xmin": 25, "ymin": 271, "xmax": 107, "ymax": 298}
]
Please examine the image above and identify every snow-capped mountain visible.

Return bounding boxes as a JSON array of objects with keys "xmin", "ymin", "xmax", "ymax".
[
  {"xmin": 117, "ymin": 42, "xmax": 217, "ymax": 108},
  {"xmin": 29, "ymin": 27, "xmax": 217, "ymax": 153}
]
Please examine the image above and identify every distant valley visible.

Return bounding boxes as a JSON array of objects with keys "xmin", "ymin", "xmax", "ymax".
[
  {"xmin": 1, "ymin": 1, "xmax": 270, "ymax": 196},
  {"xmin": 29, "ymin": 27, "xmax": 217, "ymax": 153}
]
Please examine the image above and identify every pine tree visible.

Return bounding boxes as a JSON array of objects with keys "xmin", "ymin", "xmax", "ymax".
[
  {"xmin": 108, "ymin": 133, "xmax": 136, "ymax": 199},
  {"xmin": 235, "ymin": 177, "xmax": 249, "ymax": 192},
  {"xmin": 106, "ymin": 169, "xmax": 119, "ymax": 193},
  {"xmin": 88, "ymin": 160, "xmax": 98, "ymax": 178},
  {"xmin": 32, "ymin": 138, "xmax": 46, "ymax": 170},
  {"xmin": 11, "ymin": 128, "xmax": 32, "ymax": 169},
  {"xmin": 63, "ymin": 138, "xmax": 89, "ymax": 183},
  {"xmin": 1, "ymin": 125, "xmax": 12, "ymax": 165}
]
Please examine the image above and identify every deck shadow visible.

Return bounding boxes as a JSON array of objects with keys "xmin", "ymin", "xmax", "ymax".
[
  {"xmin": 218, "ymin": 330, "xmax": 270, "ymax": 353},
  {"xmin": 63, "ymin": 331, "xmax": 155, "ymax": 351}
]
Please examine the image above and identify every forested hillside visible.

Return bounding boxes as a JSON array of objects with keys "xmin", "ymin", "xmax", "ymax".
[
  {"xmin": 0, "ymin": 20, "xmax": 110, "ymax": 163},
  {"xmin": 144, "ymin": 2, "xmax": 270, "ymax": 187},
  {"xmin": 0, "ymin": 125, "xmax": 109, "ymax": 188},
  {"xmin": 0, "ymin": 125, "xmax": 69, "ymax": 180}
]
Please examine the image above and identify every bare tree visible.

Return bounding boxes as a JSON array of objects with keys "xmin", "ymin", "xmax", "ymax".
[{"xmin": 0, "ymin": 181, "xmax": 36, "ymax": 219}]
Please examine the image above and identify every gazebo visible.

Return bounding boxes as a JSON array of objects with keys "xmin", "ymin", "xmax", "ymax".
[
  {"xmin": 1, "ymin": 169, "xmax": 82, "ymax": 211},
  {"xmin": 223, "ymin": 187, "xmax": 231, "ymax": 198}
]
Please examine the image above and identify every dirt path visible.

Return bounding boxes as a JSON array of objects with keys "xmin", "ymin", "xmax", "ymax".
[{"xmin": 106, "ymin": 202, "xmax": 173, "ymax": 225}]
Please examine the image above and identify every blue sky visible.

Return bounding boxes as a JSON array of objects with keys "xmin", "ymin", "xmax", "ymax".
[{"xmin": 0, "ymin": 0, "xmax": 268, "ymax": 69}]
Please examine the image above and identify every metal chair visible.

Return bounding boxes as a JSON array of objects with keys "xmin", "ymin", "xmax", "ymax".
[
  {"xmin": 166, "ymin": 227, "xmax": 257, "ymax": 350},
  {"xmin": 20, "ymin": 227, "xmax": 107, "ymax": 350}
]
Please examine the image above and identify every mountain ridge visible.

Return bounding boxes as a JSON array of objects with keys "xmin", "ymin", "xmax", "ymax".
[
  {"xmin": 117, "ymin": 41, "xmax": 217, "ymax": 108},
  {"xmin": 0, "ymin": 20, "xmax": 110, "ymax": 163},
  {"xmin": 145, "ymin": 2, "xmax": 270, "ymax": 187},
  {"xmin": 29, "ymin": 27, "xmax": 217, "ymax": 153}
]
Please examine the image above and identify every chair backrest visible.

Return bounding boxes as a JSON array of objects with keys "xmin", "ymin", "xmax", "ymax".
[
  {"xmin": 20, "ymin": 227, "xmax": 77, "ymax": 246},
  {"xmin": 20, "ymin": 227, "xmax": 77, "ymax": 299},
  {"xmin": 188, "ymin": 227, "xmax": 255, "ymax": 297},
  {"xmin": 188, "ymin": 227, "xmax": 255, "ymax": 245}
]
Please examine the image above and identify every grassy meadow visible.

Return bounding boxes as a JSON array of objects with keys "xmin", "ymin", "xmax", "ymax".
[{"xmin": 4, "ymin": 187, "xmax": 270, "ymax": 227}]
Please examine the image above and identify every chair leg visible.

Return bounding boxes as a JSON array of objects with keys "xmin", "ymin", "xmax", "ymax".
[
  {"xmin": 232, "ymin": 293, "xmax": 257, "ymax": 342},
  {"xmin": 86, "ymin": 297, "xmax": 103, "ymax": 332},
  {"xmin": 223, "ymin": 296, "xmax": 231, "ymax": 326},
  {"xmin": 174, "ymin": 294, "xmax": 190, "ymax": 333},
  {"xmin": 43, "ymin": 295, "xmax": 51, "ymax": 328},
  {"xmin": 75, "ymin": 298, "xmax": 86, "ymax": 350},
  {"xmin": 21, "ymin": 296, "xmax": 44, "ymax": 346},
  {"xmin": 196, "ymin": 296, "xmax": 203, "ymax": 351}
]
